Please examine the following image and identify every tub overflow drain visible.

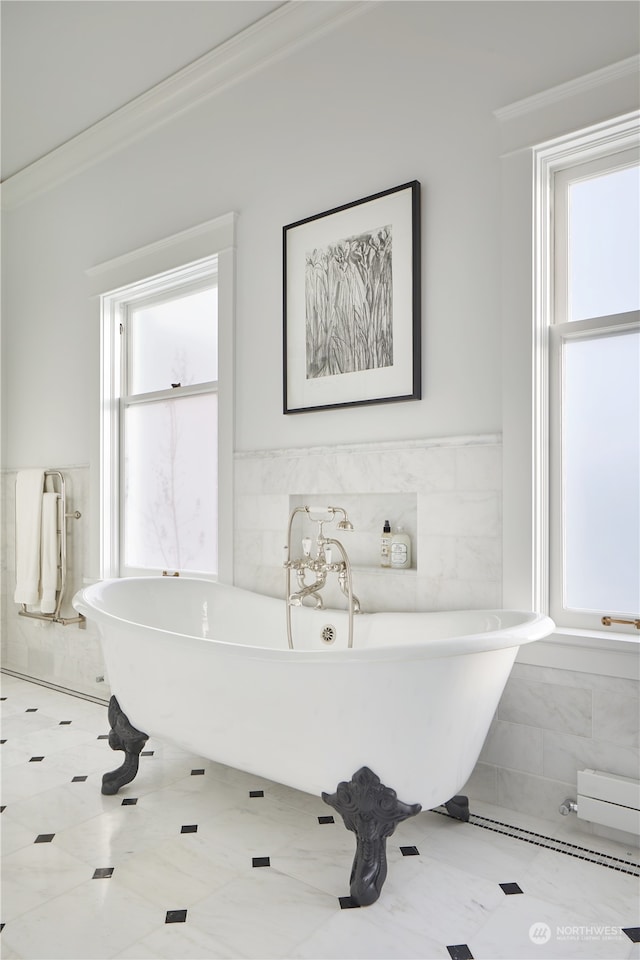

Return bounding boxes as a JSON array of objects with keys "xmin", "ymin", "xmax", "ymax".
[{"xmin": 321, "ymin": 624, "xmax": 336, "ymax": 645}]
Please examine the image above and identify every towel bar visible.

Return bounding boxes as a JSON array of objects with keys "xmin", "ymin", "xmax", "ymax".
[{"xmin": 17, "ymin": 470, "xmax": 85, "ymax": 627}]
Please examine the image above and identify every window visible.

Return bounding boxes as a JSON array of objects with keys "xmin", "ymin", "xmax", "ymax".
[
  {"xmin": 537, "ymin": 118, "xmax": 639, "ymax": 631},
  {"xmin": 117, "ymin": 266, "xmax": 218, "ymax": 576},
  {"xmin": 92, "ymin": 214, "xmax": 236, "ymax": 582}
]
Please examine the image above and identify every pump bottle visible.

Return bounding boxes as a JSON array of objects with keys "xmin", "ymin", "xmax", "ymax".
[{"xmin": 380, "ymin": 520, "xmax": 392, "ymax": 567}]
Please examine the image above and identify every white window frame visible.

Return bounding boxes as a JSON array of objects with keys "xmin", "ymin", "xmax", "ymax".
[
  {"xmin": 534, "ymin": 118, "xmax": 639, "ymax": 632},
  {"xmin": 113, "ymin": 262, "xmax": 219, "ymax": 577},
  {"xmin": 87, "ymin": 214, "xmax": 236, "ymax": 583},
  {"xmin": 499, "ymin": 55, "xmax": 639, "ymax": 678}
]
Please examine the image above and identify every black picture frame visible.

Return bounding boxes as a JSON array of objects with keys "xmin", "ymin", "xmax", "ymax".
[{"xmin": 283, "ymin": 180, "xmax": 421, "ymax": 414}]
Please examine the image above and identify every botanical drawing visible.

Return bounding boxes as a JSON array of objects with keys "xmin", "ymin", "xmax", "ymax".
[{"xmin": 305, "ymin": 225, "xmax": 393, "ymax": 379}]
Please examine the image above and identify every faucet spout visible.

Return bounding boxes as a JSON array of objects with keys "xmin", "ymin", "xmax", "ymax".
[
  {"xmin": 288, "ymin": 569, "xmax": 327, "ymax": 608},
  {"xmin": 338, "ymin": 569, "xmax": 361, "ymax": 613}
]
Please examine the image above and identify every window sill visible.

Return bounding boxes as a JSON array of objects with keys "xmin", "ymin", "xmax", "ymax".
[
  {"xmin": 551, "ymin": 626, "xmax": 639, "ymax": 651},
  {"xmin": 516, "ymin": 626, "xmax": 639, "ymax": 681}
]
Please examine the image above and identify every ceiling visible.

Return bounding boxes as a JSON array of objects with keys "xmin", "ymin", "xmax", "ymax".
[{"xmin": 0, "ymin": 0, "xmax": 284, "ymax": 181}]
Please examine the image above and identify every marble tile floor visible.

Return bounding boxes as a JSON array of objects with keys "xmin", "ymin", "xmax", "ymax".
[{"xmin": 1, "ymin": 672, "xmax": 639, "ymax": 960}]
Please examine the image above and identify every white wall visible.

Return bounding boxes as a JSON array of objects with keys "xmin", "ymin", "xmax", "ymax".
[{"xmin": 3, "ymin": 2, "xmax": 639, "ymax": 473}]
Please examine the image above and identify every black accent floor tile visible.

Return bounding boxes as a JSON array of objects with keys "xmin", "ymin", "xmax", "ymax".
[
  {"xmin": 92, "ymin": 867, "xmax": 114, "ymax": 879},
  {"xmin": 623, "ymin": 928, "xmax": 640, "ymax": 943},
  {"xmin": 141, "ymin": 750, "xmax": 154, "ymax": 756},
  {"xmin": 35, "ymin": 834, "xmax": 55, "ymax": 843},
  {"xmin": 181, "ymin": 824, "xmax": 198, "ymax": 834},
  {"xmin": 249, "ymin": 789, "xmax": 264, "ymax": 798},
  {"xmin": 165, "ymin": 909, "xmax": 187, "ymax": 924},
  {"xmin": 59, "ymin": 720, "xmax": 72, "ymax": 725},
  {"xmin": 72, "ymin": 776, "xmax": 88, "ymax": 782},
  {"xmin": 499, "ymin": 882, "xmax": 523, "ymax": 895},
  {"xmin": 252, "ymin": 857, "xmax": 270, "ymax": 868},
  {"xmin": 318, "ymin": 815, "xmax": 335, "ymax": 824},
  {"xmin": 339, "ymin": 896, "xmax": 361, "ymax": 909},
  {"xmin": 29, "ymin": 756, "xmax": 44, "ymax": 762},
  {"xmin": 1, "ymin": 806, "xmax": 5, "ymax": 813},
  {"xmin": 191, "ymin": 769, "xmax": 205, "ymax": 776},
  {"xmin": 25, "ymin": 708, "xmax": 38, "ymax": 713},
  {"xmin": 0, "ymin": 922, "xmax": 4, "ymax": 931},
  {"xmin": 0, "ymin": 740, "xmax": 6, "ymax": 744},
  {"xmin": 447, "ymin": 946, "xmax": 474, "ymax": 960},
  {"xmin": 121, "ymin": 798, "xmax": 138, "ymax": 806},
  {"xmin": 1, "ymin": 696, "xmax": 7, "ymax": 700},
  {"xmin": 400, "ymin": 845, "xmax": 420, "ymax": 856}
]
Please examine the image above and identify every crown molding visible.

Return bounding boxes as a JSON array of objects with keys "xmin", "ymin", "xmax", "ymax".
[
  {"xmin": 494, "ymin": 54, "xmax": 640, "ymax": 123},
  {"xmin": 2, "ymin": 0, "xmax": 374, "ymax": 211}
]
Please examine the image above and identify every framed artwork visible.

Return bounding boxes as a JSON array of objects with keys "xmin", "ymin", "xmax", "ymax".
[{"xmin": 283, "ymin": 180, "xmax": 421, "ymax": 414}]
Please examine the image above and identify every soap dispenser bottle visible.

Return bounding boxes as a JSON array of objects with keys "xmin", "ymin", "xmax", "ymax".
[
  {"xmin": 380, "ymin": 520, "xmax": 392, "ymax": 567},
  {"xmin": 390, "ymin": 525, "xmax": 411, "ymax": 569}
]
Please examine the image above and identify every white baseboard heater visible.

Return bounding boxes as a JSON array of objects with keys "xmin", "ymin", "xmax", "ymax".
[{"xmin": 576, "ymin": 769, "xmax": 640, "ymax": 835}]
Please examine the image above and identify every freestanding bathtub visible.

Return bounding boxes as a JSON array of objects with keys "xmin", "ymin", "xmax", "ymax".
[{"xmin": 73, "ymin": 576, "xmax": 554, "ymax": 905}]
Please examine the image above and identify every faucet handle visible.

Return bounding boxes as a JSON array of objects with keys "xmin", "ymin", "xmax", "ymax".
[
  {"xmin": 324, "ymin": 546, "xmax": 333, "ymax": 564},
  {"xmin": 302, "ymin": 537, "xmax": 312, "ymax": 557}
]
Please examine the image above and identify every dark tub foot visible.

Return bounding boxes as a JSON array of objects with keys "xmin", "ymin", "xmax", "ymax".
[
  {"xmin": 322, "ymin": 766, "xmax": 421, "ymax": 906},
  {"xmin": 101, "ymin": 696, "xmax": 149, "ymax": 795},
  {"xmin": 444, "ymin": 795, "xmax": 470, "ymax": 821}
]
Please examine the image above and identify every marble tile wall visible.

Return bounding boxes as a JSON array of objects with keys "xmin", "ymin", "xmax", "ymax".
[
  {"xmin": 464, "ymin": 662, "xmax": 640, "ymax": 847},
  {"xmin": 1, "ymin": 467, "xmax": 108, "ymax": 700},
  {"xmin": 233, "ymin": 435, "xmax": 503, "ymax": 614}
]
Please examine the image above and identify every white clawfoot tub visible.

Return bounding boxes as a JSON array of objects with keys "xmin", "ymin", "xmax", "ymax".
[{"xmin": 73, "ymin": 576, "xmax": 554, "ymax": 905}]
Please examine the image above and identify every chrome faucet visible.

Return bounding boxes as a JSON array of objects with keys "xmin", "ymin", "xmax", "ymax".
[{"xmin": 284, "ymin": 506, "xmax": 360, "ymax": 649}]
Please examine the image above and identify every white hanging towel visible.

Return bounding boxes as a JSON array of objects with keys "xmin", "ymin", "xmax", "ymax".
[
  {"xmin": 40, "ymin": 491, "xmax": 60, "ymax": 613},
  {"xmin": 14, "ymin": 469, "xmax": 45, "ymax": 605}
]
